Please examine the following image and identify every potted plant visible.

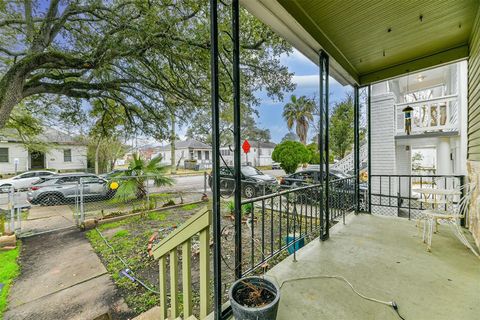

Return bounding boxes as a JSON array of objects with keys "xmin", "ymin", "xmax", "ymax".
[{"xmin": 229, "ymin": 276, "xmax": 280, "ymax": 320}]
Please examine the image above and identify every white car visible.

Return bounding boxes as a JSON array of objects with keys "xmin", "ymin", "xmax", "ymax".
[{"xmin": 0, "ymin": 171, "xmax": 56, "ymax": 192}]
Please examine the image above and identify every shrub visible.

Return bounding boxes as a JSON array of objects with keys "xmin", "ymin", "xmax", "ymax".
[{"xmin": 272, "ymin": 141, "xmax": 311, "ymax": 174}]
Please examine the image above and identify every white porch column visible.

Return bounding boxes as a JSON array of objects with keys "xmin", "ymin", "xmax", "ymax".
[{"xmin": 437, "ymin": 137, "xmax": 452, "ymax": 175}]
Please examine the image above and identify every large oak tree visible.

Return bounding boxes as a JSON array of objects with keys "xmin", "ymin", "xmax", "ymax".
[{"xmin": 0, "ymin": 0, "xmax": 294, "ymax": 138}]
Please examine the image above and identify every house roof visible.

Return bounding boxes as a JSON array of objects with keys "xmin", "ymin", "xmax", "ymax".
[
  {"xmin": 162, "ymin": 139, "xmax": 211, "ymax": 151},
  {"xmin": 0, "ymin": 127, "xmax": 85, "ymax": 145}
]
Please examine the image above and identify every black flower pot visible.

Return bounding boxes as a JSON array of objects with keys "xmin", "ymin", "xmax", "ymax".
[{"xmin": 228, "ymin": 276, "xmax": 280, "ymax": 320}]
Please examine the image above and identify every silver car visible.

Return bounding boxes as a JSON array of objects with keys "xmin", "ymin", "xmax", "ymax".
[{"xmin": 27, "ymin": 173, "xmax": 115, "ymax": 205}]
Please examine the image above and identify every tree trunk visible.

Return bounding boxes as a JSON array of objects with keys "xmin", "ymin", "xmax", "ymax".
[
  {"xmin": 0, "ymin": 70, "xmax": 26, "ymax": 129},
  {"xmin": 95, "ymin": 138, "xmax": 102, "ymax": 174},
  {"xmin": 170, "ymin": 112, "xmax": 176, "ymax": 174}
]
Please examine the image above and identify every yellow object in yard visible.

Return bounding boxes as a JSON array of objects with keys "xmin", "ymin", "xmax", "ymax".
[{"xmin": 110, "ymin": 181, "xmax": 119, "ymax": 190}]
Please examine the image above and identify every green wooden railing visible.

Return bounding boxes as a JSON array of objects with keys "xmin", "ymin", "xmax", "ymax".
[{"xmin": 151, "ymin": 206, "xmax": 211, "ymax": 319}]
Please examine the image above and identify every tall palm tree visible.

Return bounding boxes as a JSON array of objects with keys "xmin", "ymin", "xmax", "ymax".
[
  {"xmin": 282, "ymin": 95, "xmax": 315, "ymax": 145},
  {"xmin": 114, "ymin": 154, "xmax": 173, "ymax": 199}
]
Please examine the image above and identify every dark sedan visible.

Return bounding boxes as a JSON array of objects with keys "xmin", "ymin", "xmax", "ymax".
[
  {"xmin": 209, "ymin": 166, "xmax": 278, "ymax": 198},
  {"xmin": 279, "ymin": 169, "xmax": 367, "ymax": 205}
]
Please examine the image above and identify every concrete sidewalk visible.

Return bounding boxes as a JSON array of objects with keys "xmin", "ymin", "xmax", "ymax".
[{"xmin": 4, "ymin": 229, "xmax": 133, "ymax": 320}]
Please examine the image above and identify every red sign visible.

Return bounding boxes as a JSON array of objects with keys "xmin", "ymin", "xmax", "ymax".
[{"xmin": 242, "ymin": 140, "xmax": 251, "ymax": 154}]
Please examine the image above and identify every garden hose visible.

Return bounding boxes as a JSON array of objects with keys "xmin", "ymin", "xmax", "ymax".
[
  {"xmin": 94, "ymin": 227, "xmax": 161, "ymax": 295},
  {"xmin": 264, "ymin": 274, "xmax": 406, "ymax": 320}
]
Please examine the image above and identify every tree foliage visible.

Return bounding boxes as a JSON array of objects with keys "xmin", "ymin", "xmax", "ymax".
[
  {"xmin": 330, "ymin": 94, "xmax": 354, "ymax": 159},
  {"xmin": 281, "ymin": 131, "xmax": 299, "ymax": 142},
  {"xmin": 282, "ymin": 95, "xmax": 315, "ymax": 145},
  {"xmin": 306, "ymin": 143, "xmax": 320, "ymax": 164},
  {"xmin": 0, "ymin": 0, "xmax": 294, "ymax": 141},
  {"xmin": 113, "ymin": 154, "xmax": 173, "ymax": 199},
  {"xmin": 271, "ymin": 140, "xmax": 310, "ymax": 174}
]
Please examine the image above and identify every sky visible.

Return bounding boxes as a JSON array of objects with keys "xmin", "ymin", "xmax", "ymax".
[
  {"xmin": 172, "ymin": 48, "xmax": 353, "ymax": 145},
  {"xmin": 254, "ymin": 49, "xmax": 352, "ymax": 143}
]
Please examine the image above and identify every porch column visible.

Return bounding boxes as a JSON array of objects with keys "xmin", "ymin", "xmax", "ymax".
[
  {"xmin": 354, "ymin": 85, "xmax": 360, "ymax": 212},
  {"xmin": 367, "ymin": 85, "xmax": 372, "ymax": 213},
  {"xmin": 232, "ymin": 0, "xmax": 242, "ymax": 281},
  {"xmin": 437, "ymin": 137, "xmax": 452, "ymax": 189},
  {"xmin": 209, "ymin": 0, "xmax": 222, "ymax": 318},
  {"xmin": 319, "ymin": 50, "xmax": 330, "ymax": 241}
]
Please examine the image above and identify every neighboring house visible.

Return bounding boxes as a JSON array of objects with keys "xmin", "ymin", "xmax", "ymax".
[
  {"xmin": 154, "ymin": 139, "xmax": 212, "ymax": 169},
  {"xmin": 219, "ymin": 140, "xmax": 276, "ymax": 167},
  {"xmin": 367, "ymin": 62, "xmax": 468, "ymax": 202},
  {"xmin": 0, "ymin": 128, "xmax": 87, "ymax": 174}
]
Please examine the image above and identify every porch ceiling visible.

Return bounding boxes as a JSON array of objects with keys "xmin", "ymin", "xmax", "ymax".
[{"xmin": 243, "ymin": 0, "xmax": 479, "ymax": 86}]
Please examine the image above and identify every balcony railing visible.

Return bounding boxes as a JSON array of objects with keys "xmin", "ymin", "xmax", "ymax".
[{"xmin": 395, "ymin": 94, "xmax": 458, "ymax": 135}]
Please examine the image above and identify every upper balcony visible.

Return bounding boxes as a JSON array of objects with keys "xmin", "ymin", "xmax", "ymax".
[{"xmin": 395, "ymin": 94, "xmax": 459, "ymax": 136}]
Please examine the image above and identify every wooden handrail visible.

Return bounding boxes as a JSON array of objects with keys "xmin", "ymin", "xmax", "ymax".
[{"xmin": 151, "ymin": 205, "xmax": 211, "ymax": 319}]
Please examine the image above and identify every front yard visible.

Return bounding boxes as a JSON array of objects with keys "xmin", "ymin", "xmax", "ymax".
[
  {"xmin": 86, "ymin": 196, "xmax": 319, "ymax": 317},
  {"xmin": 0, "ymin": 243, "xmax": 20, "ymax": 318},
  {"xmin": 86, "ymin": 203, "xmax": 202, "ymax": 314}
]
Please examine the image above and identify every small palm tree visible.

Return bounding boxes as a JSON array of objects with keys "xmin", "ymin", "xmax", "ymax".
[
  {"xmin": 282, "ymin": 95, "xmax": 315, "ymax": 145},
  {"xmin": 114, "ymin": 154, "xmax": 173, "ymax": 199}
]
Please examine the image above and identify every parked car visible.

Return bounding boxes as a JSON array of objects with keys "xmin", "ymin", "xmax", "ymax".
[
  {"xmin": 271, "ymin": 162, "xmax": 281, "ymax": 170},
  {"xmin": 208, "ymin": 165, "xmax": 278, "ymax": 198},
  {"xmin": 280, "ymin": 169, "xmax": 350, "ymax": 187},
  {"xmin": 0, "ymin": 171, "xmax": 56, "ymax": 192},
  {"xmin": 27, "ymin": 173, "xmax": 115, "ymax": 205},
  {"xmin": 279, "ymin": 168, "xmax": 367, "ymax": 205},
  {"xmin": 99, "ymin": 169, "xmax": 130, "ymax": 179}
]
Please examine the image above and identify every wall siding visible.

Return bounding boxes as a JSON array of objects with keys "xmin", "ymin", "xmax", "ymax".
[
  {"xmin": 370, "ymin": 92, "xmax": 396, "ymax": 196},
  {"xmin": 468, "ymin": 9, "xmax": 480, "ymax": 248},
  {"xmin": 469, "ymin": 10, "xmax": 480, "ymax": 161}
]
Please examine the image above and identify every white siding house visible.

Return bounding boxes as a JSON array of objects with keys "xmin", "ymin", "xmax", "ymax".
[
  {"xmin": 368, "ymin": 61, "xmax": 468, "ymax": 207},
  {"xmin": 0, "ymin": 128, "xmax": 87, "ymax": 175},
  {"xmin": 219, "ymin": 141, "xmax": 276, "ymax": 167},
  {"xmin": 370, "ymin": 62, "xmax": 468, "ymax": 177},
  {"xmin": 154, "ymin": 139, "xmax": 212, "ymax": 169}
]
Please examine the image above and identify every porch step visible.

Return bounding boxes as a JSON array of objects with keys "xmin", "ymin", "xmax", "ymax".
[{"xmin": 132, "ymin": 306, "xmax": 198, "ymax": 320}]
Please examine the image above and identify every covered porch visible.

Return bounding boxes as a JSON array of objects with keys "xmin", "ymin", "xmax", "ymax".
[{"xmin": 269, "ymin": 213, "xmax": 479, "ymax": 320}]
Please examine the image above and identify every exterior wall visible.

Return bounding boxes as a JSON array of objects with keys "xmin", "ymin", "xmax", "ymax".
[
  {"xmin": 45, "ymin": 146, "xmax": 88, "ymax": 172},
  {"xmin": 370, "ymin": 88, "xmax": 397, "ymax": 195},
  {"xmin": 0, "ymin": 142, "xmax": 29, "ymax": 174},
  {"xmin": 0, "ymin": 143, "xmax": 87, "ymax": 174},
  {"xmin": 468, "ymin": 10, "xmax": 480, "ymax": 248},
  {"xmin": 219, "ymin": 147, "xmax": 275, "ymax": 167},
  {"xmin": 157, "ymin": 148, "xmax": 212, "ymax": 168}
]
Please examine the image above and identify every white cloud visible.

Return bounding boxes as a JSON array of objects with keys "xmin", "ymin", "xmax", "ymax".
[{"xmin": 292, "ymin": 74, "xmax": 341, "ymax": 88}]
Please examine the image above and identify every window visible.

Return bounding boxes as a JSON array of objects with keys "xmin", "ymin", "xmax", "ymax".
[
  {"xmin": 197, "ymin": 150, "xmax": 202, "ymax": 160},
  {"xmin": 64, "ymin": 149, "xmax": 72, "ymax": 162},
  {"xmin": 0, "ymin": 148, "xmax": 8, "ymax": 162},
  {"xmin": 205, "ymin": 151, "xmax": 210, "ymax": 160},
  {"xmin": 37, "ymin": 172, "xmax": 53, "ymax": 177},
  {"xmin": 17, "ymin": 172, "xmax": 36, "ymax": 179}
]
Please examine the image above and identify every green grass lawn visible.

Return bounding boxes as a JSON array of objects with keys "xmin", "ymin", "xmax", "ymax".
[{"xmin": 0, "ymin": 244, "xmax": 21, "ymax": 319}]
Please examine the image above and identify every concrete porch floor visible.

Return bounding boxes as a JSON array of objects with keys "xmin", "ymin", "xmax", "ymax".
[{"xmin": 266, "ymin": 214, "xmax": 480, "ymax": 320}]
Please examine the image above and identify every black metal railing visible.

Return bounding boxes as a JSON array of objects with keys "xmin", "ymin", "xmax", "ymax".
[
  {"xmin": 369, "ymin": 174, "xmax": 465, "ymax": 220},
  {"xmin": 330, "ymin": 176, "xmax": 356, "ymax": 222},
  {"xmin": 237, "ymin": 176, "xmax": 356, "ymax": 277}
]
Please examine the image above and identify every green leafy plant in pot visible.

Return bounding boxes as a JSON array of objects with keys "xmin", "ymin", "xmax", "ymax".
[{"xmin": 228, "ymin": 276, "xmax": 280, "ymax": 320}]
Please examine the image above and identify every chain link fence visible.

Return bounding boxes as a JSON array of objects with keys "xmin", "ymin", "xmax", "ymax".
[{"xmin": 1, "ymin": 174, "xmax": 209, "ymax": 236}]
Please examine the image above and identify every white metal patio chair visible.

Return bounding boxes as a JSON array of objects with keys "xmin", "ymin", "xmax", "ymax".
[{"xmin": 422, "ymin": 183, "xmax": 479, "ymax": 258}]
